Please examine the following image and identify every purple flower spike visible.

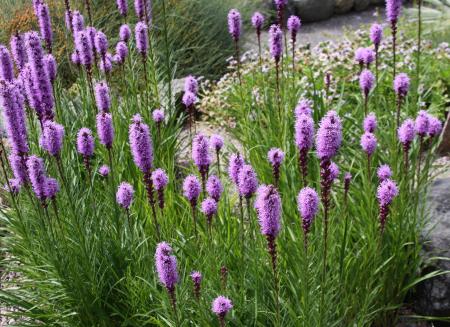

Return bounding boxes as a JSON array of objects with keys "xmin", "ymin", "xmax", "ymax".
[
  {"xmin": 10, "ymin": 33, "xmax": 27, "ymax": 71},
  {"xmin": 295, "ymin": 114, "xmax": 314, "ymax": 150},
  {"xmin": 386, "ymin": 0, "xmax": 402, "ymax": 24},
  {"xmin": 152, "ymin": 168, "xmax": 168, "ymax": 209},
  {"xmin": 77, "ymin": 128, "xmax": 95, "ymax": 157},
  {"xmin": 363, "ymin": 113, "xmax": 377, "ymax": 133},
  {"xmin": 252, "ymin": 12, "xmax": 264, "ymax": 34},
  {"xmin": 184, "ymin": 75, "xmax": 198, "ymax": 94},
  {"xmin": 44, "ymin": 177, "xmax": 59, "ymax": 200},
  {"xmin": 0, "ymin": 45, "xmax": 14, "ymax": 82},
  {"xmin": 152, "ymin": 109, "xmax": 164, "ymax": 123},
  {"xmin": 359, "ymin": 69, "xmax": 375, "ymax": 97},
  {"xmin": 428, "ymin": 116, "xmax": 442, "ymax": 137},
  {"xmin": 135, "ymin": 22, "xmax": 149, "ymax": 56},
  {"xmin": 134, "ymin": 0, "xmax": 152, "ymax": 24},
  {"xmin": 183, "ymin": 175, "xmax": 201, "ymax": 206},
  {"xmin": 129, "ymin": 114, "xmax": 153, "ymax": 173},
  {"xmin": 71, "ymin": 52, "xmax": 80, "ymax": 66},
  {"xmin": 370, "ymin": 24, "xmax": 383, "ymax": 47},
  {"xmin": 94, "ymin": 31, "xmax": 109, "ymax": 58},
  {"xmin": 206, "ymin": 175, "xmax": 223, "ymax": 202},
  {"xmin": 355, "ymin": 47, "xmax": 365, "ymax": 66},
  {"xmin": 44, "ymin": 54, "xmax": 57, "ymax": 83},
  {"xmin": 115, "ymin": 41, "xmax": 128, "ymax": 63},
  {"xmin": 360, "ymin": 132, "xmax": 377, "ymax": 156},
  {"xmin": 394, "ymin": 73, "xmax": 410, "ymax": 98},
  {"xmin": 294, "ymin": 99, "xmax": 313, "ymax": 118},
  {"xmin": 329, "ymin": 161, "xmax": 340, "ymax": 182},
  {"xmin": 119, "ymin": 24, "xmax": 131, "ymax": 43},
  {"xmin": 192, "ymin": 134, "xmax": 211, "ymax": 187},
  {"xmin": 96, "ymin": 112, "xmax": 114, "ymax": 149},
  {"xmin": 227, "ymin": 9, "xmax": 241, "ymax": 42},
  {"xmin": 155, "ymin": 242, "xmax": 179, "ymax": 291},
  {"xmin": 26, "ymin": 155, "xmax": 47, "ymax": 202},
  {"xmin": 316, "ymin": 111, "xmax": 342, "ymax": 160},
  {"xmin": 238, "ymin": 164, "xmax": 258, "ymax": 199},
  {"xmin": 116, "ymin": 0, "xmax": 128, "ymax": 17},
  {"xmin": 415, "ymin": 110, "xmax": 430, "ymax": 137},
  {"xmin": 74, "ymin": 30, "xmax": 94, "ymax": 68},
  {"xmin": 210, "ymin": 134, "xmax": 224, "ymax": 152},
  {"xmin": 297, "ymin": 187, "xmax": 319, "ymax": 238},
  {"xmin": 182, "ymin": 91, "xmax": 197, "ymax": 108},
  {"xmin": 255, "ymin": 185, "xmax": 281, "ymax": 238},
  {"xmin": 9, "ymin": 153, "xmax": 28, "ymax": 184},
  {"xmin": 117, "ymin": 182, "xmax": 134, "ymax": 209},
  {"xmin": 37, "ymin": 3, "xmax": 53, "ymax": 52},
  {"xmin": 98, "ymin": 165, "xmax": 110, "ymax": 177},
  {"xmin": 269, "ymin": 24, "xmax": 283, "ymax": 63},
  {"xmin": 40, "ymin": 120, "xmax": 64, "ymax": 157},
  {"xmin": 4, "ymin": 178, "xmax": 22, "ymax": 195},
  {"xmin": 398, "ymin": 118, "xmax": 416, "ymax": 145},
  {"xmin": 191, "ymin": 271, "xmax": 202, "ymax": 300},
  {"xmin": 212, "ymin": 296, "xmax": 233, "ymax": 323},
  {"xmin": 99, "ymin": 53, "xmax": 113, "ymax": 73},
  {"xmin": 228, "ymin": 153, "xmax": 244, "ymax": 186},
  {"xmin": 363, "ymin": 48, "xmax": 375, "ymax": 66},
  {"xmin": 377, "ymin": 164, "xmax": 392, "ymax": 182},
  {"xmin": 94, "ymin": 81, "xmax": 111, "ymax": 112},
  {"xmin": 377, "ymin": 178, "xmax": 399, "ymax": 233},
  {"xmin": 71, "ymin": 11, "xmax": 84, "ymax": 32},
  {"xmin": 287, "ymin": 16, "xmax": 301, "ymax": 44},
  {"xmin": 274, "ymin": 0, "xmax": 288, "ymax": 9},
  {"xmin": 268, "ymin": 148, "xmax": 284, "ymax": 186},
  {"xmin": 201, "ymin": 197, "xmax": 218, "ymax": 225}
]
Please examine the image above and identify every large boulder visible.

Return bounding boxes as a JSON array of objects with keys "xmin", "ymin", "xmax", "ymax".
[
  {"xmin": 335, "ymin": 0, "xmax": 354, "ymax": 14},
  {"xmin": 289, "ymin": 0, "xmax": 335, "ymax": 22},
  {"xmin": 354, "ymin": 0, "xmax": 371, "ymax": 11}
]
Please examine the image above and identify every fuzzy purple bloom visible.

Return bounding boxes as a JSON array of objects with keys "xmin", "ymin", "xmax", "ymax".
[
  {"xmin": 129, "ymin": 114, "xmax": 153, "ymax": 173},
  {"xmin": 377, "ymin": 164, "xmax": 392, "ymax": 182},
  {"xmin": 116, "ymin": 182, "xmax": 134, "ymax": 209},
  {"xmin": 152, "ymin": 168, "xmax": 168, "ymax": 190},
  {"xmin": 94, "ymin": 81, "xmax": 111, "ymax": 112},
  {"xmin": 359, "ymin": 69, "xmax": 375, "ymax": 97},
  {"xmin": 40, "ymin": 120, "xmax": 64, "ymax": 156},
  {"xmin": 184, "ymin": 75, "xmax": 198, "ymax": 94},
  {"xmin": 377, "ymin": 179, "xmax": 399, "ymax": 206},
  {"xmin": 394, "ymin": 73, "xmax": 410, "ymax": 98},
  {"xmin": 99, "ymin": 53, "xmax": 112, "ymax": 73},
  {"xmin": 192, "ymin": 133, "xmax": 211, "ymax": 174},
  {"xmin": 355, "ymin": 47, "xmax": 366, "ymax": 66},
  {"xmin": 44, "ymin": 177, "xmax": 59, "ymax": 199},
  {"xmin": 297, "ymin": 187, "xmax": 319, "ymax": 235},
  {"xmin": 210, "ymin": 134, "xmax": 224, "ymax": 152},
  {"xmin": 182, "ymin": 91, "xmax": 197, "ymax": 108},
  {"xmin": 295, "ymin": 114, "xmax": 314, "ymax": 150},
  {"xmin": 363, "ymin": 113, "xmax": 377, "ymax": 133},
  {"xmin": 360, "ymin": 132, "xmax": 377, "ymax": 156},
  {"xmin": 268, "ymin": 148, "xmax": 285, "ymax": 167},
  {"xmin": 44, "ymin": 54, "xmax": 57, "ymax": 83},
  {"xmin": 115, "ymin": 41, "xmax": 128, "ymax": 63},
  {"xmin": 152, "ymin": 109, "xmax": 164, "ymax": 123},
  {"xmin": 316, "ymin": 111, "xmax": 342, "ymax": 160},
  {"xmin": 4, "ymin": 178, "xmax": 22, "ymax": 195},
  {"xmin": 370, "ymin": 23, "xmax": 383, "ymax": 47},
  {"xmin": 98, "ymin": 165, "xmax": 110, "ymax": 177},
  {"xmin": 252, "ymin": 12, "xmax": 264, "ymax": 33},
  {"xmin": 10, "ymin": 33, "xmax": 27, "ymax": 71},
  {"xmin": 206, "ymin": 175, "xmax": 223, "ymax": 202},
  {"xmin": 329, "ymin": 161, "xmax": 340, "ymax": 182},
  {"xmin": 86, "ymin": 27, "xmax": 97, "ymax": 48},
  {"xmin": 0, "ymin": 45, "xmax": 14, "ymax": 82},
  {"xmin": 228, "ymin": 153, "xmax": 244, "ymax": 186},
  {"xmin": 76, "ymin": 128, "xmax": 94, "ymax": 157},
  {"xmin": 201, "ymin": 197, "xmax": 218, "ymax": 222},
  {"xmin": 294, "ymin": 99, "xmax": 313, "ymax": 118},
  {"xmin": 119, "ymin": 24, "xmax": 131, "ymax": 43},
  {"xmin": 26, "ymin": 155, "xmax": 47, "ymax": 201},
  {"xmin": 155, "ymin": 242, "xmax": 179, "ymax": 290},
  {"xmin": 36, "ymin": 3, "xmax": 52, "ymax": 52},
  {"xmin": 71, "ymin": 52, "xmax": 80, "ymax": 65},
  {"xmin": 255, "ymin": 185, "xmax": 281, "ymax": 237},
  {"xmin": 238, "ymin": 164, "xmax": 258, "ymax": 199},
  {"xmin": 8, "ymin": 153, "xmax": 28, "ymax": 184},
  {"xmin": 227, "ymin": 9, "xmax": 241, "ymax": 42},
  {"xmin": 190, "ymin": 271, "xmax": 202, "ymax": 299},
  {"xmin": 363, "ymin": 48, "xmax": 375, "ymax": 66},
  {"xmin": 71, "ymin": 11, "xmax": 84, "ymax": 32},
  {"xmin": 135, "ymin": 22, "xmax": 149, "ymax": 56},
  {"xmin": 415, "ymin": 110, "xmax": 430, "ymax": 137},
  {"xmin": 134, "ymin": 0, "xmax": 152, "ymax": 24},
  {"xmin": 398, "ymin": 118, "xmax": 416, "ymax": 145},
  {"xmin": 386, "ymin": 0, "xmax": 402, "ymax": 24},
  {"xmin": 116, "ymin": 0, "xmax": 128, "ymax": 16},
  {"xmin": 269, "ymin": 24, "xmax": 283, "ymax": 62},
  {"xmin": 428, "ymin": 116, "xmax": 442, "ymax": 137},
  {"xmin": 287, "ymin": 16, "xmax": 301, "ymax": 43},
  {"xmin": 94, "ymin": 31, "xmax": 109, "ymax": 57},
  {"xmin": 274, "ymin": 0, "xmax": 288, "ymax": 9},
  {"xmin": 74, "ymin": 30, "xmax": 94, "ymax": 68},
  {"xmin": 212, "ymin": 296, "xmax": 233, "ymax": 319},
  {"xmin": 183, "ymin": 175, "xmax": 201, "ymax": 205},
  {"xmin": 96, "ymin": 112, "xmax": 114, "ymax": 149}
]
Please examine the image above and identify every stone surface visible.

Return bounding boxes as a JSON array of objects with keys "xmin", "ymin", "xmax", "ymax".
[
  {"xmin": 290, "ymin": 0, "xmax": 335, "ymax": 22},
  {"xmin": 354, "ymin": 0, "xmax": 371, "ymax": 11},
  {"xmin": 437, "ymin": 114, "xmax": 450, "ymax": 155},
  {"xmin": 335, "ymin": 0, "xmax": 355, "ymax": 14}
]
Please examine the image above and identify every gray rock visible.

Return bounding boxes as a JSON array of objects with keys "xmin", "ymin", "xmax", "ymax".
[
  {"xmin": 354, "ymin": 0, "xmax": 371, "ymax": 11},
  {"xmin": 290, "ymin": 0, "xmax": 334, "ymax": 22},
  {"xmin": 438, "ymin": 115, "xmax": 450, "ymax": 155},
  {"xmin": 335, "ymin": 0, "xmax": 354, "ymax": 14}
]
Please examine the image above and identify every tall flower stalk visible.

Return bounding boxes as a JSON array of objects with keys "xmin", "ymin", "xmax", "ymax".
[
  {"xmin": 212, "ymin": 296, "xmax": 233, "ymax": 327},
  {"xmin": 287, "ymin": 16, "xmax": 301, "ymax": 72},
  {"xmin": 370, "ymin": 24, "xmax": 383, "ymax": 87},
  {"xmin": 269, "ymin": 25, "xmax": 283, "ymax": 117},
  {"xmin": 377, "ymin": 179, "xmax": 399, "ymax": 235},
  {"xmin": 294, "ymin": 102, "xmax": 314, "ymax": 186},
  {"xmin": 210, "ymin": 134, "xmax": 224, "ymax": 177},
  {"xmin": 394, "ymin": 73, "xmax": 410, "ymax": 130},
  {"xmin": 386, "ymin": 0, "xmax": 402, "ymax": 80},
  {"xmin": 228, "ymin": 9, "xmax": 242, "ymax": 86},
  {"xmin": 398, "ymin": 118, "xmax": 416, "ymax": 172},
  {"xmin": 183, "ymin": 175, "xmax": 201, "ymax": 239},
  {"xmin": 359, "ymin": 69, "xmax": 374, "ymax": 115},
  {"xmin": 251, "ymin": 12, "xmax": 264, "ymax": 68}
]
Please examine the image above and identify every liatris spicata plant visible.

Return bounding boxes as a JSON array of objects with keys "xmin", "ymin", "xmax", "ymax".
[
  {"xmin": 212, "ymin": 296, "xmax": 233, "ymax": 327},
  {"xmin": 119, "ymin": 24, "xmax": 131, "ymax": 43},
  {"xmin": 377, "ymin": 179, "xmax": 399, "ymax": 234},
  {"xmin": 152, "ymin": 109, "xmax": 164, "ymax": 138},
  {"xmin": 363, "ymin": 112, "xmax": 377, "ymax": 133},
  {"xmin": 269, "ymin": 24, "xmax": 283, "ymax": 115},
  {"xmin": 251, "ymin": 12, "xmax": 264, "ymax": 66},
  {"xmin": 206, "ymin": 175, "xmax": 223, "ymax": 202},
  {"xmin": 192, "ymin": 133, "xmax": 211, "ymax": 191},
  {"xmin": 116, "ymin": 0, "xmax": 128, "ymax": 18},
  {"xmin": 40, "ymin": 121, "xmax": 64, "ymax": 158},
  {"xmin": 398, "ymin": 118, "xmax": 416, "ymax": 171},
  {"xmin": 428, "ymin": 116, "xmax": 442, "ymax": 138},
  {"xmin": 386, "ymin": 0, "xmax": 402, "ymax": 79},
  {"xmin": 295, "ymin": 113, "xmax": 314, "ymax": 186},
  {"xmin": 183, "ymin": 175, "xmax": 201, "ymax": 238},
  {"xmin": 10, "ymin": 33, "xmax": 27, "ymax": 72},
  {"xmin": 135, "ymin": 22, "xmax": 149, "ymax": 82},
  {"xmin": 94, "ymin": 81, "xmax": 111, "ymax": 112},
  {"xmin": 0, "ymin": 45, "xmax": 14, "ymax": 82},
  {"xmin": 151, "ymin": 168, "xmax": 168, "ymax": 210},
  {"xmin": 99, "ymin": 53, "xmax": 112, "ymax": 74},
  {"xmin": 44, "ymin": 54, "xmax": 57, "ymax": 84},
  {"xmin": 228, "ymin": 153, "xmax": 244, "ymax": 187},
  {"xmin": 190, "ymin": 271, "xmax": 202, "ymax": 301},
  {"xmin": 74, "ymin": 30, "xmax": 94, "ymax": 71},
  {"xmin": 155, "ymin": 242, "xmax": 179, "ymax": 315},
  {"xmin": 134, "ymin": 0, "xmax": 152, "ymax": 24},
  {"xmin": 26, "ymin": 155, "xmax": 47, "ymax": 204},
  {"xmin": 36, "ymin": 3, "xmax": 53, "ymax": 53},
  {"xmin": 274, "ymin": 0, "xmax": 288, "ymax": 28},
  {"xmin": 363, "ymin": 48, "xmax": 375, "ymax": 68},
  {"xmin": 184, "ymin": 75, "xmax": 198, "ymax": 94},
  {"xmin": 294, "ymin": 99, "xmax": 313, "ymax": 118},
  {"xmin": 76, "ymin": 128, "xmax": 95, "ymax": 176},
  {"xmin": 71, "ymin": 11, "xmax": 84, "ymax": 33},
  {"xmin": 94, "ymin": 31, "xmax": 109, "ymax": 63},
  {"xmin": 394, "ymin": 73, "xmax": 410, "ymax": 129},
  {"xmin": 359, "ymin": 69, "xmax": 375, "ymax": 115},
  {"xmin": 210, "ymin": 134, "xmax": 224, "ymax": 176},
  {"xmin": 329, "ymin": 161, "xmax": 340, "ymax": 183},
  {"xmin": 98, "ymin": 165, "xmax": 110, "ymax": 177},
  {"xmin": 377, "ymin": 164, "xmax": 392, "ymax": 182},
  {"xmin": 360, "ymin": 132, "xmax": 377, "ymax": 176},
  {"xmin": 115, "ymin": 41, "xmax": 129, "ymax": 64},
  {"xmin": 3, "ymin": 178, "xmax": 22, "ymax": 195},
  {"xmin": 297, "ymin": 187, "xmax": 319, "ymax": 250},
  {"xmin": 324, "ymin": 71, "xmax": 332, "ymax": 97},
  {"xmin": 415, "ymin": 110, "xmax": 429, "ymax": 177},
  {"xmin": 370, "ymin": 23, "xmax": 383, "ymax": 83},
  {"xmin": 96, "ymin": 112, "xmax": 114, "ymax": 150},
  {"xmin": 238, "ymin": 164, "xmax": 258, "ymax": 201},
  {"xmin": 355, "ymin": 47, "xmax": 366, "ymax": 72},
  {"xmin": 287, "ymin": 15, "xmax": 301, "ymax": 71},
  {"xmin": 255, "ymin": 184, "xmax": 281, "ymax": 323},
  {"xmin": 227, "ymin": 9, "xmax": 242, "ymax": 85},
  {"xmin": 182, "ymin": 91, "xmax": 198, "ymax": 137},
  {"xmin": 201, "ymin": 197, "xmax": 218, "ymax": 230},
  {"xmin": 267, "ymin": 148, "xmax": 284, "ymax": 187},
  {"xmin": 8, "ymin": 153, "xmax": 28, "ymax": 185},
  {"xmin": 116, "ymin": 182, "xmax": 134, "ymax": 210},
  {"xmin": 44, "ymin": 177, "xmax": 59, "ymax": 201}
]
